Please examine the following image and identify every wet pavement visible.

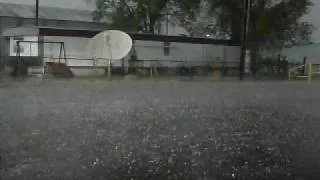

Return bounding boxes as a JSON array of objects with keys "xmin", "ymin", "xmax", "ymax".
[{"xmin": 0, "ymin": 79, "xmax": 320, "ymax": 180}]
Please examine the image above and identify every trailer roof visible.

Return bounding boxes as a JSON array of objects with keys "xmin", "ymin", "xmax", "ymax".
[
  {"xmin": 2, "ymin": 26, "xmax": 239, "ymax": 46},
  {"xmin": 39, "ymin": 27, "xmax": 239, "ymax": 46}
]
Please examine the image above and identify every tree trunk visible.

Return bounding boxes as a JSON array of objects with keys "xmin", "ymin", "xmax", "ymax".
[
  {"xmin": 149, "ymin": 25, "xmax": 155, "ymax": 34},
  {"xmin": 149, "ymin": 17, "xmax": 157, "ymax": 34},
  {"xmin": 230, "ymin": 17, "xmax": 242, "ymax": 42},
  {"xmin": 230, "ymin": 29, "xmax": 241, "ymax": 43},
  {"xmin": 249, "ymin": 45, "xmax": 258, "ymax": 77}
]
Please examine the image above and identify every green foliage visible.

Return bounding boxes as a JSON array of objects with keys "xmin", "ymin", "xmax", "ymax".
[
  {"xmin": 91, "ymin": 0, "xmax": 314, "ymax": 49},
  {"xmin": 171, "ymin": 0, "xmax": 203, "ymax": 35},
  {"xmin": 205, "ymin": 0, "xmax": 314, "ymax": 49},
  {"xmin": 91, "ymin": 0, "xmax": 170, "ymax": 33},
  {"xmin": 174, "ymin": 0, "xmax": 313, "ymax": 75}
]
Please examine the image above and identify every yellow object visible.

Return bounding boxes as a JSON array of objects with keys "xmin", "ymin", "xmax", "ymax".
[
  {"xmin": 308, "ymin": 62, "xmax": 312, "ymax": 82},
  {"xmin": 288, "ymin": 71, "xmax": 291, "ymax": 81},
  {"xmin": 288, "ymin": 62, "xmax": 313, "ymax": 82},
  {"xmin": 213, "ymin": 69, "xmax": 221, "ymax": 80}
]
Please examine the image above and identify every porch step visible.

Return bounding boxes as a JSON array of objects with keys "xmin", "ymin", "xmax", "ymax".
[
  {"xmin": 295, "ymin": 75, "xmax": 308, "ymax": 78},
  {"xmin": 29, "ymin": 67, "xmax": 43, "ymax": 74},
  {"xmin": 46, "ymin": 62, "xmax": 74, "ymax": 78}
]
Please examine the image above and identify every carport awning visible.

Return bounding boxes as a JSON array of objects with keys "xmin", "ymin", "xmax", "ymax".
[
  {"xmin": 1, "ymin": 26, "xmax": 239, "ymax": 46},
  {"xmin": 1, "ymin": 26, "xmax": 39, "ymax": 36},
  {"xmin": 1, "ymin": 26, "xmax": 100, "ymax": 37}
]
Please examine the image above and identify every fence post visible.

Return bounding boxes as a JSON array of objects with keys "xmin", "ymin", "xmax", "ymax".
[
  {"xmin": 288, "ymin": 70, "xmax": 291, "ymax": 81},
  {"xmin": 150, "ymin": 64, "xmax": 153, "ymax": 77},
  {"xmin": 302, "ymin": 57, "xmax": 307, "ymax": 75},
  {"xmin": 108, "ymin": 59, "xmax": 112, "ymax": 80},
  {"xmin": 277, "ymin": 54, "xmax": 281, "ymax": 74}
]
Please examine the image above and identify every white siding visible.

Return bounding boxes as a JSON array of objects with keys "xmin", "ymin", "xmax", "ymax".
[
  {"xmin": 134, "ymin": 40, "xmax": 240, "ymax": 67},
  {"xmin": 43, "ymin": 36, "xmax": 117, "ymax": 67},
  {"xmin": 44, "ymin": 36, "xmax": 89, "ymax": 59},
  {"xmin": 39, "ymin": 36, "xmax": 240, "ymax": 68},
  {"xmin": 224, "ymin": 46, "xmax": 241, "ymax": 63}
]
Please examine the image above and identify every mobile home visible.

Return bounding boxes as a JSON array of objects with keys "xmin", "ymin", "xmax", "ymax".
[{"xmin": 1, "ymin": 26, "xmax": 240, "ymax": 77}]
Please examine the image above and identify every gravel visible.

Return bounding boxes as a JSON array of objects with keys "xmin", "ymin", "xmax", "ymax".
[{"xmin": 0, "ymin": 79, "xmax": 320, "ymax": 180}]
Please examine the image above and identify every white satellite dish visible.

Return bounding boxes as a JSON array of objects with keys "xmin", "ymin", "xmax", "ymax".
[
  {"xmin": 87, "ymin": 30, "xmax": 133, "ymax": 60},
  {"xmin": 86, "ymin": 30, "xmax": 133, "ymax": 79}
]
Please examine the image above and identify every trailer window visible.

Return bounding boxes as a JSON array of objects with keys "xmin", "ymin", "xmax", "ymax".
[
  {"xmin": 163, "ymin": 42, "xmax": 170, "ymax": 56},
  {"xmin": 13, "ymin": 44, "xmax": 24, "ymax": 53}
]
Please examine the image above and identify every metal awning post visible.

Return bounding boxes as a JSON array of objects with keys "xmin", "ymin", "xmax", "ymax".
[
  {"xmin": 36, "ymin": 0, "xmax": 39, "ymax": 26},
  {"xmin": 239, "ymin": 0, "xmax": 251, "ymax": 80},
  {"xmin": 17, "ymin": 41, "xmax": 21, "ymax": 77}
]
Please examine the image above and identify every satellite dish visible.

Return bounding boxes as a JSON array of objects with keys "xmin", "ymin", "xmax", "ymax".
[
  {"xmin": 86, "ymin": 30, "xmax": 133, "ymax": 80},
  {"xmin": 87, "ymin": 30, "xmax": 133, "ymax": 60}
]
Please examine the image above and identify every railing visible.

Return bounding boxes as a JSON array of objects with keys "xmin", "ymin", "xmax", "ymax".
[
  {"xmin": 288, "ymin": 62, "xmax": 320, "ymax": 82},
  {"xmin": 288, "ymin": 64, "xmax": 308, "ymax": 81}
]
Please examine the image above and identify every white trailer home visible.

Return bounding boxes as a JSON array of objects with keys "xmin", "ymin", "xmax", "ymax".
[{"xmin": 0, "ymin": 26, "xmax": 240, "ymax": 77}]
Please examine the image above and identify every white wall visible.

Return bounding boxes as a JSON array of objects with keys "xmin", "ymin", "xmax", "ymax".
[
  {"xmin": 44, "ymin": 36, "xmax": 89, "ymax": 59},
  {"xmin": 134, "ymin": 40, "xmax": 240, "ymax": 67},
  {"xmin": 9, "ymin": 36, "xmax": 38, "ymax": 56},
  {"xmin": 40, "ymin": 36, "xmax": 240, "ymax": 67},
  {"xmin": 224, "ymin": 46, "xmax": 241, "ymax": 65},
  {"xmin": 43, "ymin": 36, "xmax": 127, "ymax": 67}
]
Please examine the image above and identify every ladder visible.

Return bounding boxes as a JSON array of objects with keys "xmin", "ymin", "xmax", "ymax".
[{"xmin": 288, "ymin": 62, "xmax": 314, "ymax": 82}]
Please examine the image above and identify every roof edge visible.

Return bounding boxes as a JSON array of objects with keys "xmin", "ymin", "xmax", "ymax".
[{"xmin": 39, "ymin": 27, "xmax": 239, "ymax": 46}]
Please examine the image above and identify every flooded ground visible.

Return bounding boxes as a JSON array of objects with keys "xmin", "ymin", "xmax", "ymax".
[{"xmin": 1, "ymin": 79, "xmax": 320, "ymax": 180}]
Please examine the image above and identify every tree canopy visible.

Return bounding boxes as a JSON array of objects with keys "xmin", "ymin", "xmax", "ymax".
[
  {"xmin": 91, "ymin": 0, "xmax": 170, "ymax": 33},
  {"xmin": 90, "ymin": 0, "xmax": 314, "ymax": 50},
  {"xmin": 199, "ymin": 0, "xmax": 313, "ymax": 74},
  {"xmin": 183, "ymin": 0, "xmax": 314, "ymax": 49}
]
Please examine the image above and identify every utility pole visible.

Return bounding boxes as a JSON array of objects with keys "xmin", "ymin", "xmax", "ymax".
[
  {"xmin": 166, "ymin": 11, "xmax": 169, "ymax": 35},
  {"xmin": 35, "ymin": 0, "xmax": 39, "ymax": 26},
  {"xmin": 239, "ymin": 0, "xmax": 250, "ymax": 80}
]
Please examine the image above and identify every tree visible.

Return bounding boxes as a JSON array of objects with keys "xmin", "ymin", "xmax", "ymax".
[
  {"xmin": 177, "ymin": 0, "xmax": 314, "ymax": 75},
  {"xmin": 170, "ymin": 0, "xmax": 202, "ymax": 35},
  {"xmin": 90, "ymin": 0, "xmax": 170, "ymax": 33}
]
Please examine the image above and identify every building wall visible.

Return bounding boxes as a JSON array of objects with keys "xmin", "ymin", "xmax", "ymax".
[
  {"xmin": 134, "ymin": 40, "xmax": 240, "ymax": 67},
  {"xmin": 0, "ymin": 16, "xmax": 105, "ymax": 65},
  {"xmin": 4, "ymin": 34, "xmax": 240, "ymax": 73},
  {"xmin": 40, "ymin": 36, "xmax": 240, "ymax": 68}
]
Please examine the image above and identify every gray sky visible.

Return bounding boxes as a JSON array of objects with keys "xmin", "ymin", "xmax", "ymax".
[
  {"xmin": 303, "ymin": 0, "xmax": 320, "ymax": 42},
  {"xmin": 1, "ymin": 0, "xmax": 320, "ymax": 42}
]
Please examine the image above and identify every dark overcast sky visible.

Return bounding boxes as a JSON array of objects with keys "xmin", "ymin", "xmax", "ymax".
[{"xmin": 1, "ymin": 0, "xmax": 319, "ymax": 42}]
